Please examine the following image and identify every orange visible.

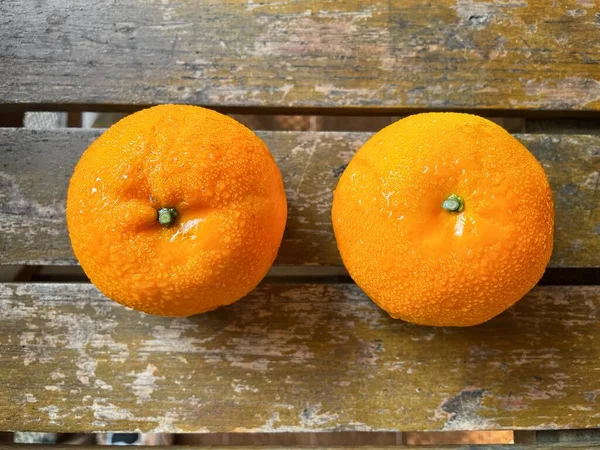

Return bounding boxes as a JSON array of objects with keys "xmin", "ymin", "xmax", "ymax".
[
  {"xmin": 332, "ymin": 113, "xmax": 554, "ymax": 326},
  {"xmin": 67, "ymin": 105, "xmax": 287, "ymax": 316}
]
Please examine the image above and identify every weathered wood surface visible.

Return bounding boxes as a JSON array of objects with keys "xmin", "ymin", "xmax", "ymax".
[
  {"xmin": 1, "ymin": 0, "xmax": 600, "ymax": 112},
  {"xmin": 1, "ymin": 129, "xmax": 599, "ymax": 267},
  {"xmin": 1, "ymin": 283, "xmax": 600, "ymax": 433},
  {"xmin": 2, "ymin": 445, "xmax": 600, "ymax": 450}
]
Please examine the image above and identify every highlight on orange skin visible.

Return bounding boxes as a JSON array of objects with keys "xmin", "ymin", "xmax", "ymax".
[
  {"xmin": 332, "ymin": 113, "xmax": 554, "ymax": 327},
  {"xmin": 67, "ymin": 104, "xmax": 287, "ymax": 317}
]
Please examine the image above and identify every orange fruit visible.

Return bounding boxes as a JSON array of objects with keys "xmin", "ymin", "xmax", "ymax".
[
  {"xmin": 67, "ymin": 105, "xmax": 287, "ymax": 316},
  {"xmin": 332, "ymin": 113, "xmax": 553, "ymax": 326}
]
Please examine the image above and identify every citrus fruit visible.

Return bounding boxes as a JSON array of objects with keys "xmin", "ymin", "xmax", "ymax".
[
  {"xmin": 332, "ymin": 113, "xmax": 554, "ymax": 326},
  {"xmin": 67, "ymin": 105, "xmax": 287, "ymax": 316}
]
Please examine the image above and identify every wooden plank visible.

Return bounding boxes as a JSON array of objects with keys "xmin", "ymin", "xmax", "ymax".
[
  {"xmin": 1, "ymin": 129, "xmax": 599, "ymax": 267},
  {"xmin": 403, "ymin": 430, "xmax": 512, "ymax": 445},
  {"xmin": 537, "ymin": 429, "xmax": 600, "ymax": 443},
  {"xmin": 176, "ymin": 431, "xmax": 404, "ymax": 446},
  {"xmin": 2, "ymin": 445, "xmax": 600, "ymax": 450},
  {"xmin": 1, "ymin": 1, "xmax": 600, "ymax": 112},
  {"xmin": 1, "ymin": 283, "xmax": 600, "ymax": 433}
]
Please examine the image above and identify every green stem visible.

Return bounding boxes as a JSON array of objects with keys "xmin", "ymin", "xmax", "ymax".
[
  {"xmin": 157, "ymin": 207, "xmax": 178, "ymax": 227},
  {"xmin": 442, "ymin": 194, "xmax": 464, "ymax": 213}
]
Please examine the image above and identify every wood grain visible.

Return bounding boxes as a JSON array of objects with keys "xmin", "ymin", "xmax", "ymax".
[
  {"xmin": 1, "ymin": 283, "xmax": 600, "ymax": 433},
  {"xmin": 2, "ymin": 445, "xmax": 600, "ymax": 450},
  {"xmin": 1, "ymin": 129, "xmax": 599, "ymax": 267},
  {"xmin": 1, "ymin": 0, "xmax": 600, "ymax": 112}
]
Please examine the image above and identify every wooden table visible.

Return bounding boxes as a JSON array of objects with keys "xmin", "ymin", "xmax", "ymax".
[{"xmin": 1, "ymin": 1, "xmax": 599, "ymax": 448}]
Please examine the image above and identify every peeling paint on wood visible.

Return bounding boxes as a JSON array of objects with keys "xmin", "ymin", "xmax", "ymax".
[
  {"xmin": 0, "ymin": 283, "xmax": 599, "ymax": 433},
  {"xmin": 0, "ymin": 0, "xmax": 600, "ymax": 111},
  {"xmin": 0, "ymin": 129, "xmax": 599, "ymax": 267}
]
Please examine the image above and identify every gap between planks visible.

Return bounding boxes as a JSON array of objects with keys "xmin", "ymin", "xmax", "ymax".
[
  {"xmin": 5, "ymin": 266, "xmax": 600, "ymax": 287},
  {"xmin": 2, "ymin": 443, "xmax": 600, "ymax": 450}
]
